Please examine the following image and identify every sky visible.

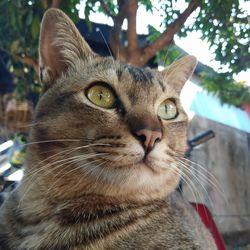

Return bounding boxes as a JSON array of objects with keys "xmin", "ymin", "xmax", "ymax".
[{"xmin": 77, "ymin": 0, "xmax": 250, "ymax": 85}]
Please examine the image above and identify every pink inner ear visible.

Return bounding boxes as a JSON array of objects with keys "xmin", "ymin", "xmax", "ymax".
[
  {"xmin": 41, "ymin": 26, "xmax": 67, "ymax": 79},
  {"xmin": 161, "ymin": 56, "xmax": 197, "ymax": 93},
  {"xmin": 39, "ymin": 8, "xmax": 95, "ymax": 85}
]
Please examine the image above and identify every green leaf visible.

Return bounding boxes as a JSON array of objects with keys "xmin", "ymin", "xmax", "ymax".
[
  {"xmin": 26, "ymin": 11, "xmax": 33, "ymax": 26},
  {"xmin": 13, "ymin": 68, "xmax": 25, "ymax": 77},
  {"xmin": 10, "ymin": 40, "xmax": 20, "ymax": 54},
  {"xmin": 9, "ymin": 5, "xmax": 17, "ymax": 28},
  {"xmin": 31, "ymin": 16, "xmax": 40, "ymax": 39}
]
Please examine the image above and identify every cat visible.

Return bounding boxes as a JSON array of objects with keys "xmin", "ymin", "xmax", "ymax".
[{"xmin": 0, "ymin": 8, "xmax": 216, "ymax": 250}]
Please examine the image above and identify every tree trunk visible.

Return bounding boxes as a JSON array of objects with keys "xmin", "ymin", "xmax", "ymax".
[{"xmin": 108, "ymin": 0, "xmax": 201, "ymax": 67}]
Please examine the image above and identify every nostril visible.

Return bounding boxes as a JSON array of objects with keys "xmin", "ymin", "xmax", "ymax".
[
  {"xmin": 149, "ymin": 131, "xmax": 162, "ymax": 148},
  {"xmin": 134, "ymin": 128, "xmax": 162, "ymax": 151},
  {"xmin": 155, "ymin": 137, "xmax": 161, "ymax": 144},
  {"xmin": 137, "ymin": 134, "xmax": 147, "ymax": 144}
]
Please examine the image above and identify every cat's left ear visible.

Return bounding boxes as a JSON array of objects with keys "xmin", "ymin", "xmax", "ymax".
[
  {"xmin": 160, "ymin": 55, "xmax": 197, "ymax": 93},
  {"xmin": 39, "ymin": 8, "xmax": 95, "ymax": 88}
]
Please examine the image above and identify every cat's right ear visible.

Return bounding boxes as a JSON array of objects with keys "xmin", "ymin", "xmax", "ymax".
[
  {"xmin": 160, "ymin": 55, "xmax": 197, "ymax": 93},
  {"xmin": 39, "ymin": 8, "xmax": 95, "ymax": 88}
]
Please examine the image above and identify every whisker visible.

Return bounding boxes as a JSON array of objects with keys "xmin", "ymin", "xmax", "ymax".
[
  {"xmin": 24, "ymin": 139, "xmax": 81, "ymax": 146},
  {"xmin": 166, "ymin": 148, "xmax": 226, "ymax": 203},
  {"xmin": 45, "ymin": 157, "xmax": 107, "ymax": 196},
  {"xmin": 19, "ymin": 157, "xmax": 83, "ymax": 207},
  {"xmin": 96, "ymin": 29, "xmax": 117, "ymax": 71},
  {"xmin": 71, "ymin": 158, "xmax": 109, "ymax": 192},
  {"xmin": 170, "ymin": 163, "xmax": 199, "ymax": 203},
  {"xmin": 22, "ymin": 151, "xmax": 107, "ymax": 187},
  {"xmin": 24, "ymin": 143, "xmax": 111, "ymax": 175},
  {"xmin": 177, "ymin": 161, "xmax": 216, "ymax": 212},
  {"xmin": 178, "ymin": 159, "xmax": 227, "ymax": 208},
  {"xmin": 165, "ymin": 153, "xmax": 211, "ymax": 210},
  {"xmin": 179, "ymin": 159, "xmax": 225, "ymax": 198},
  {"xmin": 180, "ymin": 157, "xmax": 225, "ymax": 195},
  {"xmin": 179, "ymin": 164, "xmax": 203, "ymax": 203},
  {"xmin": 19, "ymin": 152, "xmax": 108, "ymax": 207},
  {"xmin": 172, "ymin": 162, "xmax": 212, "ymax": 221}
]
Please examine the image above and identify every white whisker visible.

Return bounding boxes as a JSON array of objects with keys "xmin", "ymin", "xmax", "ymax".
[
  {"xmin": 177, "ymin": 161, "xmax": 216, "ymax": 213},
  {"xmin": 19, "ymin": 152, "xmax": 108, "ymax": 207},
  {"xmin": 180, "ymin": 157, "xmax": 225, "ymax": 196}
]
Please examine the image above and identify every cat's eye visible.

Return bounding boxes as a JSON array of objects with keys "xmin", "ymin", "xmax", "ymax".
[
  {"xmin": 86, "ymin": 84, "xmax": 116, "ymax": 109},
  {"xmin": 157, "ymin": 99, "xmax": 177, "ymax": 120}
]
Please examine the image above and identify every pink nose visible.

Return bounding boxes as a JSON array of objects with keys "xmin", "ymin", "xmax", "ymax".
[{"xmin": 135, "ymin": 129, "xmax": 162, "ymax": 152}]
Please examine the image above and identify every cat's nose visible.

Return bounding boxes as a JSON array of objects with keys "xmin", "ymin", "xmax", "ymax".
[{"xmin": 135, "ymin": 129, "xmax": 162, "ymax": 153}]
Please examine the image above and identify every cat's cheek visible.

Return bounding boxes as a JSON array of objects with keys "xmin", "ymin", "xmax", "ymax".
[{"xmin": 128, "ymin": 143, "xmax": 145, "ymax": 158}]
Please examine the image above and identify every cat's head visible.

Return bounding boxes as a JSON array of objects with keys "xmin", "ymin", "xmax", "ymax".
[{"xmin": 26, "ymin": 9, "xmax": 197, "ymax": 202}]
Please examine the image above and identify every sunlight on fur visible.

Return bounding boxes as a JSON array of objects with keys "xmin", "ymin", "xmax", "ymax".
[{"xmin": 0, "ymin": 8, "xmax": 217, "ymax": 250}]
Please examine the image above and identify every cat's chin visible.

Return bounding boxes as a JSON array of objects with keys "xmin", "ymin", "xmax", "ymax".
[
  {"xmin": 132, "ymin": 159, "xmax": 166, "ymax": 173},
  {"xmin": 103, "ymin": 155, "xmax": 172, "ymax": 174},
  {"xmin": 98, "ymin": 159, "xmax": 181, "ymax": 201},
  {"xmin": 112, "ymin": 163, "xmax": 181, "ymax": 201}
]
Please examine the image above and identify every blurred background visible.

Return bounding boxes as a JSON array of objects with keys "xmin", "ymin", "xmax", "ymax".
[{"xmin": 0, "ymin": 1, "xmax": 249, "ymax": 249}]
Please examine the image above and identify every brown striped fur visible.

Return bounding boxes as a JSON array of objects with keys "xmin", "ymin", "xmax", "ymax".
[{"xmin": 0, "ymin": 9, "xmax": 216, "ymax": 250}]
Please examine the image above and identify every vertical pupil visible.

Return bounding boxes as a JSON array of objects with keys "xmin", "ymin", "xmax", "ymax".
[
  {"xmin": 99, "ymin": 90, "xmax": 103, "ymax": 100},
  {"xmin": 165, "ymin": 104, "xmax": 168, "ymax": 113}
]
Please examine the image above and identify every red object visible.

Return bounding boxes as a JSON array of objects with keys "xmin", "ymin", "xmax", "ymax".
[
  {"xmin": 242, "ymin": 103, "xmax": 250, "ymax": 119},
  {"xmin": 191, "ymin": 203, "xmax": 226, "ymax": 250}
]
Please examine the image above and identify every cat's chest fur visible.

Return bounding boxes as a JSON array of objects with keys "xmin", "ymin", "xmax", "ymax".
[{"xmin": 0, "ymin": 191, "xmax": 214, "ymax": 250}]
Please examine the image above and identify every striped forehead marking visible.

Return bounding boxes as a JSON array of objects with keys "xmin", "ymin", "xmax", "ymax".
[
  {"xmin": 116, "ymin": 64, "xmax": 165, "ymax": 92},
  {"xmin": 125, "ymin": 65, "xmax": 154, "ymax": 84}
]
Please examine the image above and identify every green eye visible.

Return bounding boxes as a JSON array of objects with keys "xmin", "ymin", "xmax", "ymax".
[
  {"xmin": 158, "ymin": 99, "xmax": 177, "ymax": 120},
  {"xmin": 86, "ymin": 84, "xmax": 116, "ymax": 109}
]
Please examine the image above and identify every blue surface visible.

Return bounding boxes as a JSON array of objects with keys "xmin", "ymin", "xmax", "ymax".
[{"xmin": 191, "ymin": 91, "xmax": 250, "ymax": 133}]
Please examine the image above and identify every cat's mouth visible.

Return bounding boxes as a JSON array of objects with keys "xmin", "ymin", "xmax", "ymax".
[
  {"xmin": 90, "ymin": 142, "xmax": 166, "ymax": 172},
  {"xmin": 96, "ymin": 151, "xmax": 156, "ymax": 171},
  {"xmin": 139, "ymin": 150, "xmax": 173, "ymax": 172},
  {"xmin": 140, "ymin": 157, "xmax": 159, "ymax": 172}
]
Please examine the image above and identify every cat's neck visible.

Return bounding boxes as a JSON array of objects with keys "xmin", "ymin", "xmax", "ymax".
[
  {"xmin": 11, "ymin": 191, "xmax": 170, "ymax": 249},
  {"xmin": 49, "ymin": 193, "xmax": 166, "ymax": 212},
  {"xmin": 19, "ymin": 189, "xmax": 168, "ymax": 220}
]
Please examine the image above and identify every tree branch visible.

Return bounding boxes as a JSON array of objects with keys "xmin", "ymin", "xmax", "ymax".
[
  {"xmin": 20, "ymin": 55, "xmax": 39, "ymax": 74},
  {"xmin": 109, "ymin": 0, "xmax": 128, "ymax": 59},
  {"xmin": 0, "ymin": 47, "xmax": 39, "ymax": 75},
  {"xmin": 99, "ymin": 0, "xmax": 115, "ymax": 19},
  {"xmin": 127, "ymin": 0, "xmax": 139, "ymax": 53},
  {"xmin": 50, "ymin": 0, "xmax": 61, "ymax": 8},
  {"xmin": 41, "ymin": 0, "xmax": 49, "ymax": 9},
  {"xmin": 140, "ymin": 0, "xmax": 201, "ymax": 66}
]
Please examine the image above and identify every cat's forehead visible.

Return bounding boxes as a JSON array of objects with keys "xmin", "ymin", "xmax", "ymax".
[
  {"xmin": 118, "ymin": 64, "xmax": 154, "ymax": 84},
  {"xmin": 58, "ymin": 56, "xmax": 180, "ymax": 108},
  {"xmin": 81, "ymin": 59, "xmax": 162, "ymax": 105},
  {"xmin": 88, "ymin": 57, "xmax": 171, "ymax": 94}
]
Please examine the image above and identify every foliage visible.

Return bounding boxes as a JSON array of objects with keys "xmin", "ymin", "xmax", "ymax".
[
  {"xmin": 0, "ymin": 0, "xmax": 79, "ymax": 100},
  {"xmin": 159, "ymin": 0, "xmax": 249, "ymax": 74},
  {"xmin": 201, "ymin": 71, "xmax": 250, "ymax": 106},
  {"xmin": 0, "ymin": 0, "xmax": 249, "ymax": 106},
  {"xmin": 147, "ymin": 0, "xmax": 250, "ymax": 105}
]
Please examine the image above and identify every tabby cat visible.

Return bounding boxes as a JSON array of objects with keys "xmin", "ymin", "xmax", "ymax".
[{"xmin": 0, "ymin": 9, "xmax": 216, "ymax": 250}]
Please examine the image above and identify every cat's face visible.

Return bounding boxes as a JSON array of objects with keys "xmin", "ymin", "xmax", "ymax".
[{"xmin": 26, "ymin": 9, "xmax": 197, "ymax": 202}]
